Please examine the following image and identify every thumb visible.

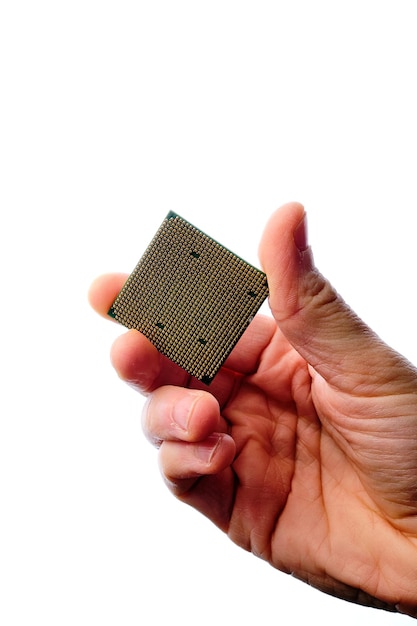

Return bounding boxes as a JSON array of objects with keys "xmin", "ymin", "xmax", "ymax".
[{"xmin": 258, "ymin": 202, "xmax": 410, "ymax": 392}]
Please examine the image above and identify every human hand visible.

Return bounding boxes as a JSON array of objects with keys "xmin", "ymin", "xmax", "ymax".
[{"xmin": 89, "ymin": 202, "xmax": 417, "ymax": 616}]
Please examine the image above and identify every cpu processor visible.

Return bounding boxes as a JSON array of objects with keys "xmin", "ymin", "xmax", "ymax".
[{"xmin": 108, "ymin": 212, "xmax": 269, "ymax": 384}]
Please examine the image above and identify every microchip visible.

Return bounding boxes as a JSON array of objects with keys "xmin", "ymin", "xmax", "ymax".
[{"xmin": 108, "ymin": 212, "xmax": 269, "ymax": 384}]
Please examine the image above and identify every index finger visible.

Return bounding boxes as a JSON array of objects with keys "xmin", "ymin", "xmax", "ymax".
[
  {"xmin": 88, "ymin": 273, "xmax": 128, "ymax": 319},
  {"xmin": 88, "ymin": 273, "xmax": 192, "ymax": 391}
]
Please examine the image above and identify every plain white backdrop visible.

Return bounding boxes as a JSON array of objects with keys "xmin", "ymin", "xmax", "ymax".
[{"xmin": 1, "ymin": 1, "xmax": 417, "ymax": 624}]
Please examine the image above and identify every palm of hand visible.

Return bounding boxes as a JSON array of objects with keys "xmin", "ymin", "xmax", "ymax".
[{"xmin": 186, "ymin": 315, "xmax": 417, "ymax": 609}]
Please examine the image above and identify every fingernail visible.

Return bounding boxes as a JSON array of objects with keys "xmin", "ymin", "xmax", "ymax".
[
  {"xmin": 195, "ymin": 434, "xmax": 222, "ymax": 464},
  {"xmin": 294, "ymin": 213, "xmax": 314, "ymax": 269},
  {"xmin": 172, "ymin": 393, "xmax": 200, "ymax": 431},
  {"xmin": 294, "ymin": 213, "xmax": 309, "ymax": 252}
]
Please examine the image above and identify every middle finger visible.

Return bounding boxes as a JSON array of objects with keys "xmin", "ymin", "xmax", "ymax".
[{"xmin": 142, "ymin": 385, "xmax": 226, "ymax": 447}]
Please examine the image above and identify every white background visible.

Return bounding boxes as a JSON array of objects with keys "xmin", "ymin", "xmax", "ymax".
[{"xmin": 1, "ymin": 1, "xmax": 417, "ymax": 624}]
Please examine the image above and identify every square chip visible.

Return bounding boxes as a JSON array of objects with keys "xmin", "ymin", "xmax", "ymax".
[{"xmin": 108, "ymin": 212, "xmax": 269, "ymax": 384}]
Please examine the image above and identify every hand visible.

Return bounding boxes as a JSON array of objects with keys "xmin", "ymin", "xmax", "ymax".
[{"xmin": 89, "ymin": 202, "xmax": 417, "ymax": 616}]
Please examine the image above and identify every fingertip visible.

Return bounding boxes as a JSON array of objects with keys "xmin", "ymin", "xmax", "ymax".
[
  {"xmin": 110, "ymin": 329, "xmax": 161, "ymax": 392},
  {"xmin": 187, "ymin": 391, "xmax": 222, "ymax": 439},
  {"xmin": 258, "ymin": 201, "xmax": 310, "ymax": 324},
  {"xmin": 88, "ymin": 273, "xmax": 128, "ymax": 318},
  {"xmin": 193, "ymin": 433, "xmax": 236, "ymax": 467},
  {"xmin": 160, "ymin": 432, "xmax": 236, "ymax": 496},
  {"xmin": 258, "ymin": 201, "xmax": 306, "ymax": 266}
]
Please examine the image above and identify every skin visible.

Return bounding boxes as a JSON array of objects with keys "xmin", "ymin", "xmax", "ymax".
[{"xmin": 89, "ymin": 202, "xmax": 417, "ymax": 616}]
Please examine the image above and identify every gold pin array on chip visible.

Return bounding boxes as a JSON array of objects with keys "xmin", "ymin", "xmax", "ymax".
[{"xmin": 109, "ymin": 212, "xmax": 269, "ymax": 384}]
